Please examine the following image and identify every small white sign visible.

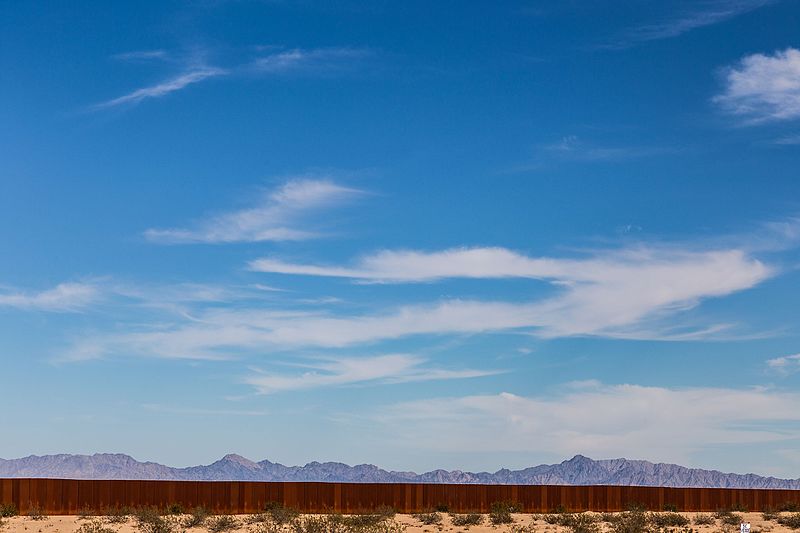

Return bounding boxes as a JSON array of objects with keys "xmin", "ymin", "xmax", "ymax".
[{"xmin": 740, "ymin": 522, "xmax": 751, "ymax": 533}]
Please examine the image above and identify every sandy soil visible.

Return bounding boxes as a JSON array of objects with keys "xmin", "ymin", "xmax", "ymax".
[{"xmin": 0, "ymin": 512, "xmax": 794, "ymax": 533}]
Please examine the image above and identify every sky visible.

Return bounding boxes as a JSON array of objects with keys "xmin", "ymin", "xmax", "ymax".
[{"xmin": 2, "ymin": 0, "xmax": 800, "ymax": 478}]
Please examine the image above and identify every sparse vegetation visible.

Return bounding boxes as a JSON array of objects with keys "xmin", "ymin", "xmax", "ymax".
[
  {"xmin": 693, "ymin": 514, "xmax": 715, "ymax": 526},
  {"xmin": 778, "ymin": 513, "xmax": 800, "ymax": 529},
  {"xmin": 714, "ymin": 510, "xmax": 743, "ymax": 527},
  {"xmin": 78, "ymin": 505, "xmax": 96, "ymax": 520},
  {"xmin": 185, "ymin": 507, "xmax": 210, "ymax": 528},
  {"xmin": 134, "ymin": 506, "xmax": 177, "ymax": 533},
  {"xmin": 651, "ymin": 512, "xmax": 690, "ymax": 527},
  {"xmin": 263, "ymin": 503, "xmax": 299, "ymax": 525},
  {"xmin": 167, "ymin": 504, "xmax": 185, "ymax": 516},
  {"xmin": 26, "ymin": 504, "xmax": 46, "ymax": 521},
  {"xmin": 763, "ymin": 507, "xmax": 779, "ymax": 521},
  {"xmin": 450, "ymin": 513, "xmax": 483, "ymax": 527},
  {"xmin": 490, "ymin": 501, "xmax": 518, "ymax": 524},
  {"xmin": 608, "ymin": 509, "xmax": 648, "ymax": 533},
  {"xmin": 560, "ymin": 513, "xmax": 601, "ymax": 533},
  {"xmin": 509, "ymin": 525, "xmax": 536, "ymax": 533},
  {"xmin": 206, "ymin": 515, "xmax": 239, "ymax": 533},
  {"xmin": 781, "ymin": 503, "xmax": 800, "ymax": 513},
  {"xmin": 663, "ymin": 504, "xmax": 679, "ymax": 512},
  {"xmin": 0, "ymin": 505, "xmax": 17, "ymax": 518},
  {"xmin": 105, "ymin": 506, "xmax": 132, "ymax": 524},
  {"xmin": 77, "ymin": 519, "xmax": 117, "ymax": 533},
  {"xmin": 411, "ymin": 511, "xmax": 441, "ymax": 525}
]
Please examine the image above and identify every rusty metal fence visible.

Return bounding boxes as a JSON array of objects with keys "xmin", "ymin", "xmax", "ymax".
[{"xmin": 1, "ymin": 479, "xmax": 799, "ymax": 515}]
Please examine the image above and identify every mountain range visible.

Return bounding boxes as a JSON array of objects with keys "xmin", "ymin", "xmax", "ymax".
[{"xmin": 1, "ymin": 454, "xmax": 799, "ymax": 488}]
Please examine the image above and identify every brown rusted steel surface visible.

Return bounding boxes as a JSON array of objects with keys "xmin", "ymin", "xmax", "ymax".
[{"xmin": 1, "ymin": 479, "xmax": 799, "ymax": 515}]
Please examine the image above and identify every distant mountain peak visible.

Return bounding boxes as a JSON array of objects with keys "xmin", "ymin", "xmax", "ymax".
[{"xmin": 1, "ymin": 453, "xmax": 799, "ymax": 489}]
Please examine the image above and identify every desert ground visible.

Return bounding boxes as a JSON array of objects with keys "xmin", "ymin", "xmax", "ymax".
[{"xmin": 1, "ymin": 511, "xmax": 799, "ymax": 533}]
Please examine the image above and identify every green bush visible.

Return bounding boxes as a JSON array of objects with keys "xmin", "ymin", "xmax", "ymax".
[
  {"xmin": 663, "ymin": 504, "xmax": 678, "ymax": 512},
  {"xmin": 490, "ymin": 501, "xmax": 517, "ymax": 524},
  {"xmin": 167, "ymin": 504, "xmax": 184, "ymax": 516},
  {"xmin": 104, "ymin": 506, "xmax": 132, "ymax": 524},
  {"xmin": 781, "ymin": 503, "xmax": 800, "ymax": 512},
  {"xmin": 560, "ymin": 513, "xmax": 601, "ymax": 533},
  {"xmin": 714, "ymin": 510, "xmax": 743, "ymax": 526},
  {"xmin": 450, "ymin": 513, "xmax": 483, "ymax": 526},
  {"xmin": 0, "ymin": 504, "xmax": 18, "ymax": 518},
  {"xmin": 412, "ymin": 511, "xmax": 441, "ymax": 525},
  {"xmin": 134, "ymin": 506, "xmax": 177, "ymax": 533}
]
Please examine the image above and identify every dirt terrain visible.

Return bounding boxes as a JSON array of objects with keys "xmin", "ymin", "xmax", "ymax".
[{"xmin": 0, "ymin": 511, "xmax": 799, "ymax": 533}]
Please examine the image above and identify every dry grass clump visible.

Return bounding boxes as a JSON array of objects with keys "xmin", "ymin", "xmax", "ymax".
[
  {"xmin": 778, "ymin": 513, "xmax": 800, "ymax": 529},
  {"xmin": 692, "ymin": 513, "xmax": 715, "ymax": 526},
  {"xmin": 105, "ymin": 506, "xmax": 132, "ymax": 524},
  {"xmin": 26, "ymin": 504, "xmax": 47, "ymax": 521},
  {"xmin": 763, "ymin": 507, "xmax": 780, "ymax": 522},
  {"xmin": 411, "ymin": 511, "xmax": 441, "ymax": 525},
  {"xmin": 184, "ymin": 507, "xmax": 210, "ymax": 528},
  {"xmin": 288, "ymin": 514, "xmax": 405, "ymax": 533},
  {"xmin": 450, "ymin": 513, "xmax": 483, "ymax": 527},
  {"xmin": 608, "ymin": 510, "xmax": 648, "ymax": 533},
  {"xmin": 133, "ymin": 506, "xmax": 178, "ymax": 533},
  {"xmin": 714, "ymin": 510, "xmax": 744, "ymax": 526},
  {"xmin": 206, "ymin": 515, "xmax": 239, "ymax": 533},
  {"xmin": 780, "ymin": 503, "xmax": 800, "ymax": 512},
  {"xmin": 0, "ymin": 505, "xmax": 17, "ymax": 518},
  {"xmin": 509, "ymin": 525, "xmax": 536, "ymax": 533},
  {"xmin": 650, "ymin": 512, "xmax": 690, "ymax": 527},
  {"xmin": 77, "ymin": 519, "xmax": 117, "ymax": 533}
]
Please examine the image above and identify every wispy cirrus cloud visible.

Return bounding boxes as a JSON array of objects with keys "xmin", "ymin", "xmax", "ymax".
[
  {"xmin": 144, "ymin": 178, "xmax": 363, "ymax": 244},
  {"xmin": 715, "ymin": 48, "xmax": 800, "ymax": 123},
  {"xmin": 605, "ymin": 0, "xmax": 776, "ymax": 49},
  {"xmin": 93, "ymin": 46, "xmax": 372, "ymax": 110},
  {"xmin": 371, "ymin": 381, "xmax": 800, "ymax": 461},
  {"xmin": 0, "ymin": 282, "xmax": 101, "ymax": 312},
  {"xmin": 61, "ymin": 241, "xmax": 774, "ymax": 362},
  {"xmin": 766, "ymin": 353, "xmax": 800, "ymax": 375},
  {"xmin": 540, "ymin": 135, "xmax": 674, "ymax": 161},
  {"xmin": 245, "ymin": 354, "xmax": 499, "ymax": 394}
]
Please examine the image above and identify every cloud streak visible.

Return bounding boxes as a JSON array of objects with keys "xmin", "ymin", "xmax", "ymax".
[
  {"xmin": 715, "ymin": 48, "xmax": 800, "ymax": 123},
  {"xmin": 766, "ymin": 353, "xmax": 800, "ymax": 375},
  {"xmin": 606, "ymin": 0, "xmax": 775, "ymax": 48},
  {"xmin": 372, "ymin": 381, "xmax": 800, "ymax": 461},
  {"xmin": 144, "ymin": 178, "xmax": 363, "ymax": 244},
  {"xmin": 245, "ymin": 354, "xmax": 498, "ymax": 394},
  {"xmin": 0, "ymin": 282, "xmax": 101, "ymax": 312}
]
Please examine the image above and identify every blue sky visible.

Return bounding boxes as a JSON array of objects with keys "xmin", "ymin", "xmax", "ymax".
[{"xmin": 2, "ymin": 0, "xmax": 800, "ymax": 477}]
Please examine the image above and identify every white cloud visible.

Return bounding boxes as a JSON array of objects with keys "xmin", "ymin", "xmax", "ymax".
[
  {"xmin": 371, "ymin": 382, "xmax": 800, "ymax": 461},
  {"xmin": 144, "ymin": 178, "xmax": 363, "ymax": 244},
  {"xmin": 93, "ymin": 67, "xmax": 226, "ymax": 109},
  {"xmin": 608, "ymin": 1, "xmax": 775, "ymax": 48},
  {"xmin": 245, "ymin": 354, "xmax": 498, "ymax": 394},
  {"xmin": 250, "ymin": 47, "xmax": 371, "ymax": 75},
  {"xmin": 540, "ymin": 135, "xmax": 672, "ymax": 161},
  {"xmin": 766, "ymin": 353, "xmax": 800, "ymax": 375},
  {"xmin": 0, "ymin": 282, "xmax": 100, "ymax": 312},
  {"xmin": 715, "ymin": 48, "xmax": 800, "ymax": 123}
]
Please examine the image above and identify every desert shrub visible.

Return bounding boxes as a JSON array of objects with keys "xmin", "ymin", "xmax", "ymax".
[
  {"xmin": 600, "ymin": 513, "xmax": 620, "ymax": 524},
  {"xmin": 167, "ymin": 504, "xmax": 184, "ymax": 516},
  {"xmin": 434, "ymin": 503, "xmax": 449, "ymax": 513},
  {"xmin": 551, "ymin": 505, "xmax": 568, "ymax": 514},
  {"xmin": 509, "ymin": 525, "xmax": 536, "ymax": 533},
  {"xmin": 184, "ymin": 507, "xmax": 209, "ymax": 528},
  {"xmin": 693, "ymin": 514, "xmax": 715, "ymax": 526},
  {"xmin": 77, "ymin": 519, "xmax": 116, "ymax": 533},
  {"xmin": 781, "ymin": 503, "xmax": 800, "ymax": 512},
  {"xmin": 0, "ymin": 505, "xmax": 17, "ymax": 518},
  {"xmin": 78, "ymin": 505, "xmax": 96, "ymax": 520},
  {"xmin": 609, "ymin": 510, "xmax": 649, "ymax": 533},
  {"xmin": 559, "ymin": 513, "xmax": 600, "ymax": 533},
  {"xmin": 714, "ymin": 511, "xmax": 743, "ymax": 527},
  {"xmin": 729, "ymin": 503, "xmax": 749, "ymax": 513},
  {"xmin": 412, "ymin": 511, "xmax": 441, "ymax": 525},
  {"xmin": 134, "ymin": 506, "xmax": 177, "ymax": 533},
  {"xmin": 762, "ymin": 507, "xmax": 779, "ymax": 521},
  {"xmin": 27, "ymin": 504, "xmax": 47, "ymax": 520},
  {"xmin": 490, "ymin": 501, "xmax": 517, "ymax": 524},
  {"xmin": 206, "ymin": 515, "xmax": 239, "ymax": 533},
  {"xmin": 450, "ymin": 513, "xmax": 483, "ymax": 527},
  {"xmin": 250, "ymin": 523, "xmax": 283, "ymax": 533},
  {"xmin": 105, "ymin": 507, "xmax": 132, "ymax": 524},
  {"xmin": 651, "ymin": 512, "xmax": 690, "ymax": 527},
  {"xmin": 663, "ymin": 504, "xmax": 679, "ymax": 512},
  {"xmin": 264, "ymin": 502, "xmax": 299, "ymax": 525},
  {"xmin": 778, "ymin": 513, "xmax": 800, "ymax": 529},
  {"xmin": 626, "ymin": 503, "xmax": 647, "ymax": 512}
]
